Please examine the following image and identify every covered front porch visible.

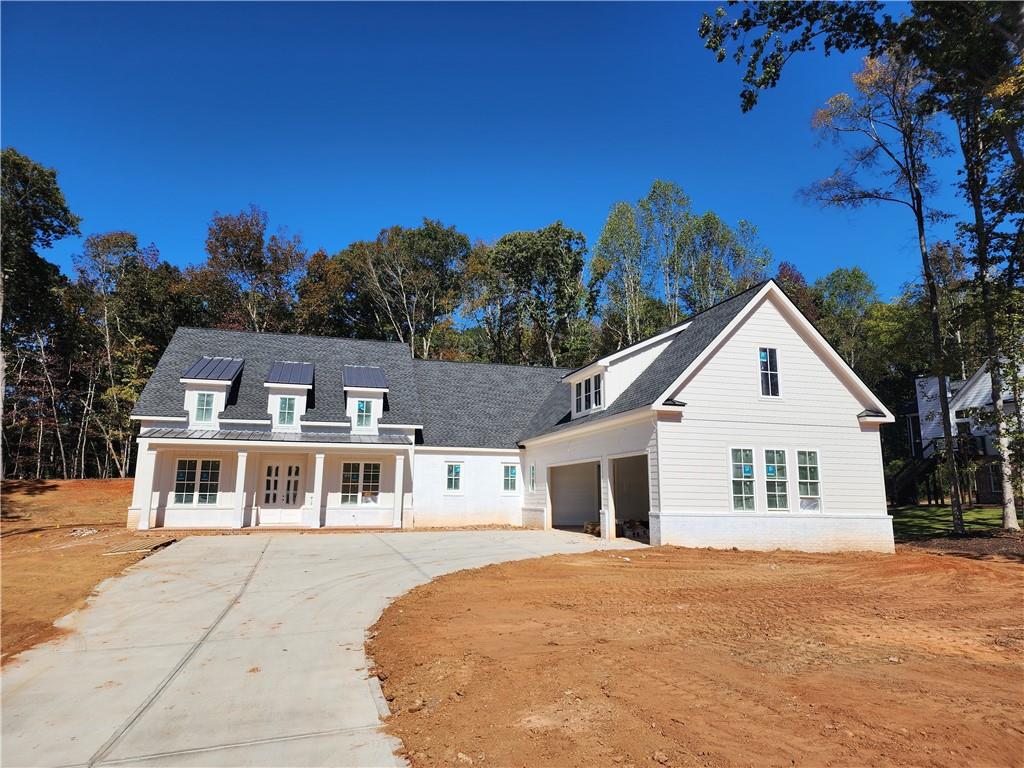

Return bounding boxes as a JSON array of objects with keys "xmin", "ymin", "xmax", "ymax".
[{"xmin": 129, "ymin": 435, "xmax": 413, "ymax": 530}]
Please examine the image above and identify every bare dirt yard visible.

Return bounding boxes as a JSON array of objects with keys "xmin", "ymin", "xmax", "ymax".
[
  {"xmin": 0, "ymin": 479, "xmax": 166, "ymax": 662},
  {"xmin": 370, "ymin": 545, "xmax": 1024, "ymax": 768}
]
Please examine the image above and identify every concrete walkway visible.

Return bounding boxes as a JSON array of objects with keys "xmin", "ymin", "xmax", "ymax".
[{"xmin": 2, "ymin": 530, "xmax": 642, "ymax": 768}]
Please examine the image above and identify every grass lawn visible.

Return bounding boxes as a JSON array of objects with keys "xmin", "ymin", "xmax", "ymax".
[{"xmin": 889, "ymin": 503, "xmax": 1018, "ymax": 540}]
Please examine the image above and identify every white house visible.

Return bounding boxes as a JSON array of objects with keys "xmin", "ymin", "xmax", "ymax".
[
  {"xmin": 129, "ymin": 280, "xmax": 897, "ymax": 552},
  {"xmin": 911, "ymin": 361, "xmax": 1020, "ymax": 504}
]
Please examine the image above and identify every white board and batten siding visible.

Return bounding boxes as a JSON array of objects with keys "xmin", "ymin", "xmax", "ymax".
[
  {"xmin": 654, "ymin": 291, "xmax": 894, "ymax": 552},
  {"xmin": 411, "ymin": 449, "xmax": 524, "ymax": 528}
]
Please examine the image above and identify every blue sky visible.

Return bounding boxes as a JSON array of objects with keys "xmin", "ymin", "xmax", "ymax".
[{"xmin": 3, "ymin": 2, "xmax": 962, "ymax": 298}]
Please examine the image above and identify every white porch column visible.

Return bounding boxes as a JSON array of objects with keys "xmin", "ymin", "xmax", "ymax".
[
  {"xmin": 600, "ymin": 455, "xmax": 615, "ymax": 540},
  {"xmin": 310, "ymin": 452, "xmax": 325, "ymax": 528},
  {"xmin": 133, "ymin": 442, "xmax": 158, "ymax": 530},
  {"xmin": 234, "ymin": 451, "xmax": 248, "ymax": 528},
  {"xmin": 392, "ymin": 452, "xmax": 406, "ymax": 529}
]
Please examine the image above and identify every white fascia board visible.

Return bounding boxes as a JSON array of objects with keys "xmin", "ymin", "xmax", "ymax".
[
  {"xmin": 650, "ymin": 282, "xmax": 896, "ymax": 422},
  {"xmin": 219, "ymin": 417, "xmax": 271, "ymax": 425},
  {"xmin": 180, "ymin": 378, "xmax": 234, "ymax": 387},
  {"xmin": 857, "ymin": 415, "xmax": 890, "ymax": 425},
  {"xmin": 301, "ymin": 420, "xmax": 351, "ymax": 427},
  {"xmin": 520, "ymin": 408, "xmax": 654, "ymax": 448},
  {"xmin": 562, "ymin": 323, "xmax": 690, "ymax": 382},
  {"xmin": 343, "ymin": 386, "xmax": 389, "ymax": 394},
  {"xmin": 130, "ymin": 414, "xmax": 188, "ymax": 422},
  {"xmin": 140, "ymin": 436, "xmax": 413, "ymax": 451},
  {"xmin": 379, "ymin": 424, "xmax": 422, "ymax": 430},
  {"xmin": 564, "ymin": 362, "xmax": 608, "ymax": 384},
  {"xmin": 262, "ymin": 382, "xmax": 313, "ymax": 390},
  {"xmin": 416, "ymin": 445, "xmax": 522, "ymax": 454}
]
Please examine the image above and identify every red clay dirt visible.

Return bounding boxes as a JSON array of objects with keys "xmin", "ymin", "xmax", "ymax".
[
  {"xmin": 0, "ymin": 479, "xmax": 156, "ymax": 662},
  {"xmin": 369, "ymin": 545, "xmax": 1024, "ymax": 768}
]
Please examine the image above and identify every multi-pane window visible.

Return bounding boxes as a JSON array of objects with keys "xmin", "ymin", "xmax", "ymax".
[
  {"xmin": 356, "ymin": 399, "xmax": 372, "ymax": 428},
  {"xmin": 574, "ymin": 374, "xmax": 604, "ymax": 415},
  {"xmin": 174, "ymin": 459, "xmax": 219, "ymax": 504},
  {"xmin": 341, "ymin": 462, "xmax": 381, "ymax": 504},
  {"xmin": 529, "ymin": 464, "xmax": 536, "ymax": 492},
  {"xmin": 174, "ymin": 459, "xmax": 197, "ymax": 504},
  {"xmin": 503, "ymin": 465, "xmax": 517, "ymax": 492},
  {"xmin": 797, "ymin": 451, "xmax": 822, "ymax": 511},
  {"xmin": 195, "ymin": 392, "xmax": 215, "ymax": 423},
  {"xmin": 265, "ymin": 464, "xmax": 280, "ymax": 504},
  {"xmin": 446, "ymin": 462, "xmax": 462, "ymax": 492},
  {"xmin": 731, "ymin": 448, "xmax": 755, "ymax": 511},
  {"xmin": 278, "ymin": 396, "xmax": 296, "ymax": 426},
  {"xmin": 283, "ymin": 464, "xmax": 301, "ymax": 504},
  {"xmin": 759, "ymin": 347, "xmax": 780, "ymax": 397},
  {"xmin": 764, "ymin": 449, "xmax": 788, "ymax": 510},
  {"xmin": 197, "ymin": 460, "xmax": 220, "ymax": 504},
  {"xmin": 341, "ymin": 462, "xmax": 360, "ymax": 504}
]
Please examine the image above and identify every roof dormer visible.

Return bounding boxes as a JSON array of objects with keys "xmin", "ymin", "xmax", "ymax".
[
  {"xmin": 264, "ymin": 361, "xmax": 314, "ymax": 432},
  {"xmin": 180, "ymin": 356, "xmax": 244, "ymax": 430},
  {"xmin": 343, "ymin": 365, "xmax": 388, "ymax": 434}
]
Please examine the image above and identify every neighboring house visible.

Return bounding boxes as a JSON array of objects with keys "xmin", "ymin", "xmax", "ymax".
[
  {"xmin": 911, "ymin": 361, "xmax": 1020, "ymax": 504},
  {"xmin": 129, "ymin": 280, "xmax": 896, "ymax": 552}
]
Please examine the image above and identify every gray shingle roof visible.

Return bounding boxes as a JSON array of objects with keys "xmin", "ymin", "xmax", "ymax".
[
  {"xmin": 412, "ymin": 359, "xmax": 567, "ymax": 448},
  {"xmin": 342, "ymin": 365, "xmax": 388, "ymax": 389},
  {"xmin": 135, "ymin": 283, "xmax": 770, "ymax": 450},
  {"xmin": 134, "ymin": 328, "xmax": 422, "ymax": 426},
  {"xmin": 266, "ymin": 361, "xmax": 314, "ymax": 386},
  {"xmin": 182, "ymin": 356, "xmax": 244, "ymax": 381},
  {"xmin": 519, "ymin": 280, "xmax": 768, "ymax": 442}
]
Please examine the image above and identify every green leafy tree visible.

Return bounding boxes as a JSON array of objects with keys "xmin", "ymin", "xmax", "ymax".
[
  {"xmin": 295, "ymin": 248, "xmax": 383, "ymax": 339},
  {"xmin": 637, "ymin": 181, "xmax": 692, "ymax": 324},
  {"xmin": 677, "ymin": 213, "xmax": 770, "ymax": 313},
  {"xmin": 199, "ymin": 205, "xmax": 307, "ymax": 333},
  {"xmin": 812, "ymin": 267, "xmax": 879, "ymax": 370},
  {"xmin": 492, "ymin": 222, "xmax": 595, "ymax": 367},
  {"xmin": 592, "ymin": 202, "xmax": 658, "ymax": 348},
  {"xmin": 463, "ymin": 241, "xmax": 526, "ymax": 364},
  {"xmin": 358, "ymin": 219, "xmax": 469, "ymax": 358}
]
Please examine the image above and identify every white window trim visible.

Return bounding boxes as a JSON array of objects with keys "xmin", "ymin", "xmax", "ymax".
[
  {"xmin": 728, "ymin": 446, "xmax": 757, "ymax": 513},
  {"xmin": 796, "ymin": 448, "xmax": 824, "ymax": 512},
  {"xmin": 757, "ymin": 345, "xmax": 782, "ymax": 399},
  {"xmin": 194, "ymin": 392, "xmax": 216, "ymax": 424},
  {"xmin": 444, "ymin": 461, "xmax": 464, "ymax": 495},
  {"xmin": 573, "ymin": 373, "xmax": 606, "ymax": 417},
  {"xmin": 355, "ymin": 399, "xmax": 373, "ymax": 430},
  {"xmin": 278, "ymin": 396, "xmax": 297, "ymax": 426},
  {"xmin": 172, "ymin": 457, "xmax": 221, "ymax": 506},
  {"xmin": 501, "ymin": 463, "xmax": 519, "ymax": 495},
  {"xmin": 763, "ymin": 448, "xmax": 790, "ymax": 512},
  {"xmin": 340, "ymin": 461, "xmax": 382, "ymax": 506}
]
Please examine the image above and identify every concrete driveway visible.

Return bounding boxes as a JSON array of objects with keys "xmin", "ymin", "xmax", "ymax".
[{"xmin": 2, "ymin": 530, "xmax": 641, "ymax": 767}]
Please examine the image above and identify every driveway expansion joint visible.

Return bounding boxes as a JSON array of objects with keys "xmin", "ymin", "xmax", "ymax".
[{"xmin": 84, "ymin": 537, "xmax": 272, "ymax": 768}]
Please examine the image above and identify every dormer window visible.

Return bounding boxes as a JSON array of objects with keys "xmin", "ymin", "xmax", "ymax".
[
  {"xmin": 356, "ymin": 399, "xmax": 372, "ymax": 428},
  {"xmin": 573, "ymin": 373, "xmax": 604, "ymax": 416},
  {"xmin": 278, "ymin": 396, "xmax": 296, "ymax": 426},
  {"xmin": 195, "ymin": 392, "xmax": 215, "ymax": 424}
]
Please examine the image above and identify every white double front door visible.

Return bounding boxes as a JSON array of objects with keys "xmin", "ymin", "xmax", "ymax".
[{"xmin": 259, "ymin": 459, "xmax": 304, "ymax": 525}]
